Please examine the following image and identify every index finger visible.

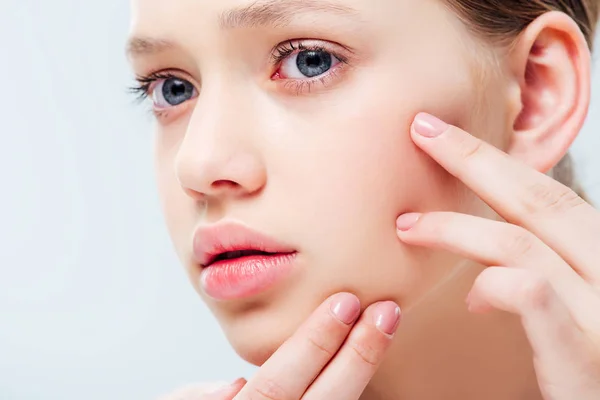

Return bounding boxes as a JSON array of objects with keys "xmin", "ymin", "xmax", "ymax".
[
  {"xmin": 409, "ymin": 112, "xmax": 600, "ymax": 283},
  {"xmin": 235, "ymin": 292, "xmax": 361, "ymax": 400}
]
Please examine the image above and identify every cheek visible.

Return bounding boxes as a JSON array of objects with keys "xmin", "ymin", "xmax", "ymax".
[
  {"xmin": 274, "ymin": 66, "xmax": 479, "ymax": 232},
  {"xmin": 153, "ymin": 131, "xmax": 196, "ymax": 261},
  {"xmin": 261, "ymin": 64, "xmax": 483, "ymax": 303},
  {"xmin": 154, "ymin": 138, "xmax": 210, "ymax": 296}
]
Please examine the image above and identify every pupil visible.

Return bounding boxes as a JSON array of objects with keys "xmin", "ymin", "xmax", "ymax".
[
  {"xmin": 296, "ymin": 50, "xmax": 332, "ymax": 78},
  {"xmin": 170, "ymin": 82, "xmax": 185, "ymax": 96},
  {"xmin": 306, "ymin": 54, "xmax": 321, "ymax": 67},
  {"xmin": 162, "ymin": 78, "xmax": 194, "ymax": 106}
]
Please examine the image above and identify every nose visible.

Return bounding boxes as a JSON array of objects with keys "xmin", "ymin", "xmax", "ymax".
[{"xmin": 174, "ymin": 94, "xmax": 267, "ymax": 202}]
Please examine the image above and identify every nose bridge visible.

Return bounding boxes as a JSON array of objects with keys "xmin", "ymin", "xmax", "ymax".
[
  {"xmin": 197, "ymin": 74, "xmax": 250, "ymax": 137},
  {"xmin": 174, "ymin": 79, "xmax": 266, "ymax": 199}
]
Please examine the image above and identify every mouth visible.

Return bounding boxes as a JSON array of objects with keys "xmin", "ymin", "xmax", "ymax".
[
  {"xmin": 208, "ymin": 249, "xmax": 289, "ymax": 266},
  {"xmin": 200, "ymin": 249, "xmax": 298, "ymax": 300},
  {"xmin": 193, "ymin": 222, "xmax": 297, "ymax": 267},
  {"xmin": 193, "ymin": 222, "xmax": 299, "ymax": 300}
]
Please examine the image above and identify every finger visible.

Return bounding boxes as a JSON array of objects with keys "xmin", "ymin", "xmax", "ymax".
[
  {"xmin": 235, "ymin": 292, "xmax": 361, "ymax": 400},
  {"xmin": 302, "ymin": 301, "xmax": 400, "ymax": 400},
  {"xmin": 410, "ymin": 112, "xmax": 600, "ymax": 285},
  {"xmin": 206, "ymin": 379, "xmax": 247, "ymax": 400},
  {"xmin": 468, "ymin": 268, "xmax": 600, "ymax": 399},
  {"xmin": 158, "ymin": 379, "xmax": 245, "ymax": 400},
  {"xmin": 396, "ymin": 211, "xmax": 600, "ymax": 326}
]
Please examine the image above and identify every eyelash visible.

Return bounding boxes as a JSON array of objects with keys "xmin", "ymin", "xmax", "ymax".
[
  {"xmin": 271, "ymin": 40, "xmax": 348, "ymax": 65},
  {"xmin": 129, "ymin": 71, "xmax": 187, "ymax": 119},
  {"xmin": 129, "ymin": 40, "xmax": 351, "ymax": 108},
  {"xmin": 129, "ymin": 71, "xmax": 174, "ymax": 102},
  {"xmin": 270, "ymin": 41, "xmax": 349, "ymax": 94}
]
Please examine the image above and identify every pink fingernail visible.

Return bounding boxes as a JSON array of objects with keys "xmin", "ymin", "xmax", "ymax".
[
  {"xmin": 374, "ymin": 302, "xmax": 401, "ymax": 336},
  {"xmin": 412, "ymin": 113, "xmax": 448, "ymax": 138},
  {"xmin": 465, "ymin": 291, "xmax": 472, "ymax": 305},
  {"xmin": 232, "ymin": 378, "xmax": 247, "ymax": 386},
  {"xmin": 396, "ymin": 213, "xmax": 421, "ymax": 232},
  {"xmin": 330, "ymin": 293, "xmax": 361, "ymax": 325}
]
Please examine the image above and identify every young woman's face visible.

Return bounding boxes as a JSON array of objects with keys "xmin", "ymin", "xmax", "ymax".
[{"xmin": 128, "ymin": 0, "xmax": 510, "ymax": 364}]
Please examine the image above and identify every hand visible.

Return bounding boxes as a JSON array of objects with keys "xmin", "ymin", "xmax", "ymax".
[
  {"xmin": 396, "ymin": 112, "xmax": 600, "ymax": 400},
  {"xmin": 158, "ymin": 294, "xmax": 401, "ymax": 399}
]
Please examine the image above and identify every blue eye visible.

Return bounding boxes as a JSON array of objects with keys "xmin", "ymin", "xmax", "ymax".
[
  {"xmin": 296, "ymin": 50, "xmax": 334, "ymax": 77},
  {"xmin": 280, "ymin": 49, "xmax": 341, "ymax": 79},
  {"xmin": 152, "ymin": 77, "xmax": 198, "ymax": 107}
]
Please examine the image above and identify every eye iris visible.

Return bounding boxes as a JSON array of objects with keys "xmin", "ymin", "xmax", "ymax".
[
  {"xmin": 296, "ymin": 50, "xmax": 332, "ymax": 78},
  {"xmin": 162, "ymin": 78, "xmax": 194, "ymax": 106}
]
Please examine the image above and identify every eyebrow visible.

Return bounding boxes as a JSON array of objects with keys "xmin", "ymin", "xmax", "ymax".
[
  {"xmin": 126, "ymin": 0, "xmax": 359, "ymax": 58},
  {"xmin": 126, "ymin": 37, "xmax": 175, "ymax": 58},
  {"xmin": 219, "ymin": 0, "xmax": 359, "ymax": 29}
]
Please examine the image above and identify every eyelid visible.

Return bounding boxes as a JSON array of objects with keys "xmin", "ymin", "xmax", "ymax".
[
  {"xmin": 270, "ymin": 39, "xmax": 354, "ymax": 95},
  {"xmin": 271, "ymin": 39, "xmax": 354, "ymax": 65},
  {"xmin": 132, "ymin": 69, "xmax": 199, "ymax": 123},
  {"xmin": 135, "ymin": 69, "xmax": 199, "ymax": 96}
]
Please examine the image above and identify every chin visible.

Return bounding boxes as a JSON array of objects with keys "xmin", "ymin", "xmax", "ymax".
[
  {"xmin": 226, "ymin": 328, "xmax": 287, "ymax": 366},
  {"xmin": 220, "ymin": 306, "xmax": 306, "ymax": 366},
  {"xmin": 214, "ymin": 283, "xmax": 334, "ymax": 366}
]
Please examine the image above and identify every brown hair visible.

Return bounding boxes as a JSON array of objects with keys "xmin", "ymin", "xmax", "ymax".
[{"xmin": 445, "ymin": 0, "xmax": 599, "ymax": 200}]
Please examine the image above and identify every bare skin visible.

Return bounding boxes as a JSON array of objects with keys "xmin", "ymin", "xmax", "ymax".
[
  {"xmin": 159, "ymin": 114, "xmax": 600, "ymax": 399},
  {"xmin": 127, "ymin": 1, "xmax": 600, "ymax": 398}
]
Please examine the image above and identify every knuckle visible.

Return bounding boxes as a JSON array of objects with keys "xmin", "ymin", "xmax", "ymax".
[
  {"xmin": 248, "ymin": 379, "xmax": 290, "ymax": 400},
  {"xmin": 305, "ymin": 325, "xmax": 337, "ymax": 359},
  {"xmin": 456, "ymin": 134, "xmax": 485, "ymax": 162},
  {"xmin": 522, "ymin": 182, "xmax": 585, "ymax": 215},
  {"xmin": 519, "ymin": 275, "xmax": 552, "ymax": 311},
  {"xmin": 499, "ymin": 227, "xmax": 536, "ymax": 261},
  {"xmin": 348, "ymin": 338, "xmax": 381, "ymax": 367}
]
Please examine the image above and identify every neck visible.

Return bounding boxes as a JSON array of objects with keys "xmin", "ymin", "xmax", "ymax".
[{"xmin": 362, "ymin": 265, "xmax": 543, "ymax": 400}]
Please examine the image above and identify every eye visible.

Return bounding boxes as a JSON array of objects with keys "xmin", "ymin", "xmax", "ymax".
[
  {"xmin": 279, "ymin": 48, "xmax": 341, "ymax": 79},
  {"xmin": 152, "ymin": 77, "xmax": 198, "ymax": 108}
]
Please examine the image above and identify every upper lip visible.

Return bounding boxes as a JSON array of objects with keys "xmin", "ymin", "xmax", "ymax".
[{"xmin": 192, "ymin": 222, "xmax": 296, "ymax": 267}]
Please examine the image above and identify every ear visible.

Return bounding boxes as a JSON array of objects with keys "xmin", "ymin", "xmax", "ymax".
[{"xmin": 506, "ymin": 11, "xmax": 591, "ymax": 173}]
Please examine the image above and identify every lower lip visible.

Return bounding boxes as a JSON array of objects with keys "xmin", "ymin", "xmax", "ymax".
[{"xmin": 200, "ymin": 253, "xmax": 297, "ymax": 300}]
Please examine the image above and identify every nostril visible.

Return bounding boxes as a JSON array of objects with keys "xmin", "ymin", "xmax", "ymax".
[
  {"xmin": 183, "ymin": 187, "xmax": 205, "ymax": 201},
  {"xmin": 211, "ymin": 180, "xmax": 241, "ymax": 191},
  {"xmin": 182, "ymin": 180, "xmax": 243, "ymax": 200}
]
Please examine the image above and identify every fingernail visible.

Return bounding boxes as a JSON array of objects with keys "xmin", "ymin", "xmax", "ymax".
[
  {"xmin": 231, "ymin": 378, "xmax": 247, "ymax": 386},
  {"xmin": 374, "ymin": 302, "xmax": 401, "ymax": 336},
  {"xmin": 412, "ymin": 112, "xmax": 448, "ymax": 138},
  {"xmin": 396, "ymin": 213, "xmax": 421, "ymax": 232},
  {"xmin": 330, "ymin": 293, "xmax": 361, "ymax": 325}
]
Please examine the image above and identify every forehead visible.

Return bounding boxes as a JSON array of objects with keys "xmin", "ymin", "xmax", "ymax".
[
  {"xmin": 130, "ymin": 0, "xmax": 365, "ymax": 29},
  {"xmin": 127, "ymin": 0, "xmax": 374, "ymax": 60},
  {"xmin": 126, "ymin": 0, "xmax": 479, "ymax": 75}
]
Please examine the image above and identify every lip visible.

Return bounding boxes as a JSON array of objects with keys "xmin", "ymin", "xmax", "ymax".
[{"xmin": 193, "ymin": 222, "xmax": 298, "ymax": 300}]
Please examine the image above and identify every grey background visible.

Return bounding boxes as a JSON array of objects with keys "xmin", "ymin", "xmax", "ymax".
[{"xmin": 0, "ymin": 1, "xmax": 598, "ymax": 399}]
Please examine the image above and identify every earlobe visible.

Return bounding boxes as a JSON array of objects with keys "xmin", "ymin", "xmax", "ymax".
[{"xmin": 507, "ymin": 11, "xmax": 591, "ymax": 173}]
